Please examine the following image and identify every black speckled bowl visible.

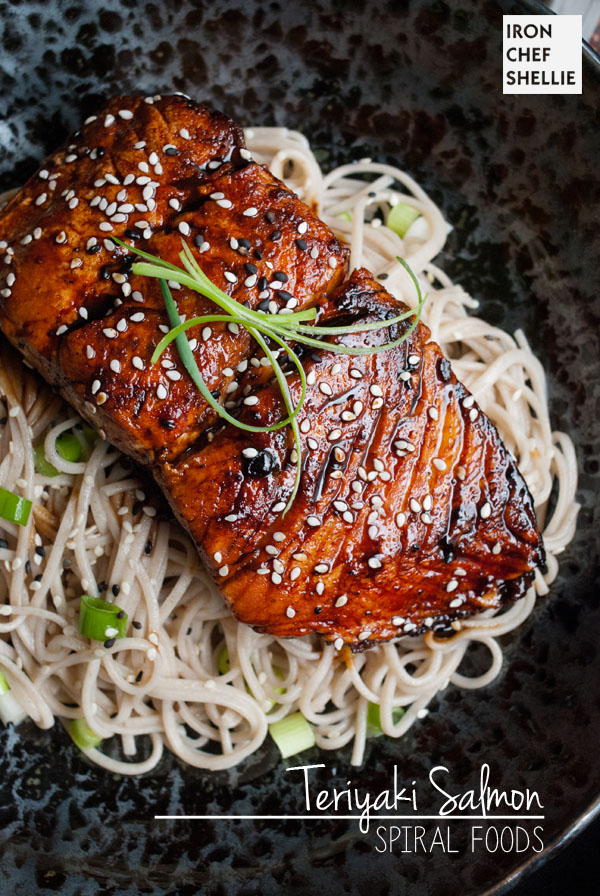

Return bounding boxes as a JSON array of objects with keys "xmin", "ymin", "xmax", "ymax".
[{"xmin": 1, "ymin": 2, "xmax": 599, "ymax": 894}]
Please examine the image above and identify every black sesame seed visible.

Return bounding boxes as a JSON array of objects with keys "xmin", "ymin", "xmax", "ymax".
[
  {"xmin": 258, "ymin": 276, "xmax": 268, "ymax": 291},
  {"xmin": 87, "ymin": 243, "xmax": 102, "ymax": 255},
  {"xmin": 273, "ymin": 271, "xmax": 288, "ymax": 283},
  {"xmin": 132, "ymin": 620, "xmax": 142, "ymax": 630},
  {"xmin": 244, "ymin": 449, "xmax": 279, "ymax": 477},
  {"xmin": 244, "ymin": 262, "xmax": 258, "ymax": 274},
  {"xmin": 34, "ymin": 574, "xmax": 42, "ymax": 582},
  {"xmin": 295, "ymin": 238, "xmax": 308, "ymax": 250},
  {"xmin": 35, "ymin": 545, "xmax": 45, "ymax": 557},
  {"xmin": 210, "ymin": 388, "xmax": 220, "ymax": 399},
  {"xmin": 270, "ymin": 230, "xmax": 282, "ymax": 241},
  {"xmin": 258, "ymin": 299, "xmax": 270, "ymax": 312},
  {"xmin": 377, "ymin": 273, "xmax": 389, "ymax": 281},
  {"xmin": 124, "ymin": 228, "xmax": 142, "ymax": 241},
  {"xmin": 132, "ymin": 501, "xmax": 142, "ymax": 515},
  {"xmin": 314, "ymin": 606, "xmax": 322, "ymax": 614},
  {"xmin": 265, "ymin": 210, "xmax": 276, "ymax": 223},
  {"xmin": 0, "ymin": 418, "xmax": 6, "ymax": 426},
  {"xmin": 98, "ymin": 581, "xmax": 107, "ymax": 592},
  {"xmin": 96, "ymin": 147, "xmax": 105, "ymax": 158},
  {"xmin": 253, "ymin": 249, "xmax": 263, "ymax": 260},
  {"xmin": 145, "ymin": 541, "xmax": 153, "ymax": 555},
  {"xmin": 112, "ymin": 584, "xmax": 120, "ymax": 597},
  {"xmin": 186, "ymin": 626, "xmax": 192, "ymax": 635},
  {"xmin": 25, "ymin": 560, "xmax": 31, "ymax": 575},
  {"xmin": 193, "ymin": 234, "xmax": 205, "ymax": 248},
  {"xmin": 116, "ymin": 610, "xmax": 125, "ymax": 619},
  {"xmin": 238, "ymin": 237, "xmax": 251, "ymax": 249},
  {"xmin": 0, "ymin": 539, "xmax": 7, "ymax": 549},
  {"xmin": 104, "ymin": 638, "xmax": 116, "ymax": 649},
  {"xmin": 135, "ymin": 669, "xmax": 143, "ymax": 682},
  {"xmin": 276, "ymin": 290, "xmax": 292, "ymax": 300},
  {"xmin": 159, "ymin": 418, "xmax": 176, "ymax": 430},
  {"xmin": 165, "ymin": 146, "xmax": 179, "ymax": 156},
  {"xmin": 99, "ymin": 265, "xmax": 112, "ymax": 281}
]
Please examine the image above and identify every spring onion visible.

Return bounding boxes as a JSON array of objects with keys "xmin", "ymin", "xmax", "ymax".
[
  {"xmin": 269, "ymin": 711, "xmax": 315, "ymax": 758},
  {"xmin": 387, "ymin": 202, "xmax": 420, "ymax": 238},
  {"xmin": 0, "ymin": 669, "xmax": 27, "ymax": 725},
  {"xmin": 366, "ymin": 701, "xmax": 405, "ymax": 738},
  {"xmin": 0, "ymin": 487, "xmax": 32, "ymax": 527},
  {"xmin": 337, "ymin": 210, "xmax": 352, "ymax": 222},
  {"xmin": 113, "ymin": 238, "xmax": 426, "ymax": 514},
  {"xmin": 217, "ymin": 645, "xmax": 230, "ymax": 675},
  {"xmin": 79, "ymin": 594, "xmax": 128, "ymax": 642},
  {"xmin": 55, "ymin": 431, "xmax": 82, "ymax": 463},
  {"xmin": 68, "ymin": 717, "xmax": 102, "ymax": 750},
  {"xmin": 33, "ymin": 443, "xmax": 60, "ymax": 477}
]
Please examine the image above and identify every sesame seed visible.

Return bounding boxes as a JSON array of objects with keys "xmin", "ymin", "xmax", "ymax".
[
  {"xmin": 429, "ymin": 407, "xmax": 439, "ymax": 421},
  {"xmin": 244, "ymin": 274, "xmax": 257, "ymax": 287},
  {"xmin": 306, "ymin": 515, "xmax": 320, "ymax": 527},
  {"xmin": 433, "ymin": 458, "xmax": 447, "ymax": 471},
  {"xmin": 109, "ymin": 359, "xmax": 121, "ymax": 373},
  {"xmin": 35, "ymin": 192, "xmax": 47, "ymax": 206},
  {"xmin": 395, "ymin": 512, "xmax": 406, "ymax": 527},
  {"xmin": 202, "ymin": 327, "xmax": 212, "ymax": 341},
  {"xmin": 410, "ymin": 499, "xmax": 421, "ymax": 513},
  {"xmin": 446, "ymin": 579, "xmax": 458, "ymax": 592},
  {"xmin": 392, "ymin": 616, "xmax": 404, "ymax": 626},
  {"xmin": 469, "ymin": 408, "xmax": 479, "ymax": 421},
  {"xmin": 96, "ymin": 392, "xmax": 107, "ymax": 405},
  {"xmin": 492, "ymin": 543, "xmax": 502, "ymax": 554},
  {"xmin": 334, "ymin": 637, "xmax": 344, "ymax": 650},
  {"xmin": 156, "ymin": 384, "xmax": 168, "ymax": 400},
  {"xmin": 132, "ymin": 356, "xmax": 144, "ymax": 370},
  {"xmin": 285, "ymin": 605, "xmax": 295, "ymax": 617},
  {"xmin": 243, "ymin": 207, "xmax": 258, "ymax": 217},
  {"xmin": 242, "ymin": 447, "xmax": 258, "ymax": 458},
  {"xmin": 118, "ymin": 109, "xmax": 133, "ymax": 119},
  {"xmin": 55, "ymin": 324, "xmax": 68, "ymax": 336},
  {"xmin": 273, "ymin": 532, "xmax": 285, "ymax": 543},
  {"xmin": 319, "ymin": 382, "xmax": 333, "ymax": 396},
  {"xmin": 327, "ymin": 429, "xmax": 342, "ymax": 441},
  {"xmin": 342, "ymin": 511, "xmax": 354, "ymax": 523},
  {"xmin": 216, "ymin": 199, "xmax": 232, "ymax": 209},
  {"xmin": 224, "ymin": 271, "xmax": 237, "ymax": 283},
  {"xmin": 368, "ymin": 557, "xmax": 382, "ymax": 569},
  {"xmin": 130, "ymin": 312, "xmax": 145, "ymax": 323},
  {"xmin": 349, "ymin": 369, "xmax": 362, "ymax": 380},
  {"xmin": 297, "ymin": 221, "xmax": 308, "ymax": 234},
  {"xmin": 358, "ymin": 631, "xmax": 370, "ymax": 641},
  {"xmin": 272, "ymin": 502, "xmax": 286, "ymax": 513},
  {"xmin": 178, "ymin": 222, "xmax": 191, "ymax": 237},
  {"xmin": 219, "ymin": 565, "xmax": 229, "ymax": 577},
  {"xmin": 422, "ymin": 495, "xmax": 433, "ymax": 511},
  {"xmin": 104, "ymin": 114, "xmax": 115, "ymax": 127},
  {"xmin": 480, "ymin": 502, "xmax": 491, "ymax": 519},
  {"xmin": 243, "ymin": 396, "xmax": 259, "ymax": 406},
  {"xmin": 290, "ymin": 567, "xmax": 301, "ymax": 581},
  {"xmin": 370, "ymin": 384, "xmax": 383, "ymax": 397}
]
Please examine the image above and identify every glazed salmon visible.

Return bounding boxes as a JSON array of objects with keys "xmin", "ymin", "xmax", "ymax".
[
  {"xmin": 158, "ymin": 269, "xmax": 544, "ymax": 647},
  {"xmin": 0, "ymin": 95, "xmax": 544, "ymax": 649}
]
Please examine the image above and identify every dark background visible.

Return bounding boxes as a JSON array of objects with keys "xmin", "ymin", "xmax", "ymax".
[{"xmin": 0, "ymin": 1, "xmax": 599, "ymax": 894}]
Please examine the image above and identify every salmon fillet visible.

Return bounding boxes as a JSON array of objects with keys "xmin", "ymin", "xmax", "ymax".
[{"xmin": 0, "ymin": 95, "xmax": 544, "ymax": 649}]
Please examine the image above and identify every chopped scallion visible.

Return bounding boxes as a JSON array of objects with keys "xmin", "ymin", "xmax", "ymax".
[
  {"xmin": 68, "ymin": 717, "xmax": 102, "ymax": 750},
  {"xmin": 0, "ymin": 669, "xmax": 9, "ymax": 694},
  {"xmin": 387, "ymin": 202, "xmax": 420, "ymax": 238},
  {"xmin": 268, "ymin": 711, "xmax": 315, "ymax": 758},
  {"xmin": 33, "ymin": 443, "xmax": 60, "ymax": 477},
  {"xmin": 366, "ymin": 701, "xmax": 405, "ymax": 737},
  {"xmin": 79, "ymin": 595, "xmax": 127, "ymax": 642},
  {"xmin": 218, "ymin": 645, "xmax": 230, "ymax": 675},
  {"xmin": 56, "ymin": 432, "xmax": 82, "ymax": 463},
  {"xmin": 337, "ymin": 210, "xmax": 352, "ymax": 222},
  {"xmin": 0, "ymin": 670, "xmax": 27, "ymax": 725},
  {"xmin": 0, "ymin": 487, "xmax": 32, "ymax": 527}
]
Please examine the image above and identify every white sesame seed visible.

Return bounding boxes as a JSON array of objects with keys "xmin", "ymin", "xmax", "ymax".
[
  {"xmin": 224, "ymin": 270, "xmax": 237, "ymax": 283},
  {"xmin": 104, "ymin": 114, "xmax": 115, "ymax": 127},
  {"xmin": 244, "ymin": 274, "xmax": 258, "ymax": 287},
  {"xmin": 156, "ymin": 384, "xmax": 168, "ymax": 400},
  {"xmin": 433, "ymin": 458, "xmax": 447, "ymax": 471},
  {"xmin": 334, "ymin": 637, "xmax": 344, "ymax": 650},
  {"xmin": 290, "ymin": 567, "xmax": 301, "ymax": 581},
  {"xmin": 319, "ymin": 382, "xmax": 333, "ymax": 396},
  {"xmin": 297, "ymin": 221, "xmax": 308, "ymax": 234},
  {"xmin": 422, "ymin": 495, "xmax": 433, "ymax": 511},
  {"xmin": 130, "ymin": 312, "xmax": 145, "ymax": 323},
  {"xmin": 55, "ymin": 324, "xmax": 68, "ymax": 336},
  {"xmin": 228, "ymin": 322, "xmax": 240, "ymax": 335},
  {"xmin": 273, "ymin": 532, "xmax": 285, "ymax": 543},
  {"xmin": 35, "ymin": 192, "xmax": 47, "ymax": 206},
  {"xmin": 327, "ymin": 429, "xmax": 342, "ymax": 441},
  {"xmin": 272, "ymin": 502, "xmax": 286, "ymax": 513},
  {"xmin": 446, "ymin": 579, "xmax": 458, "ymax": 592},
  {"xmin": 243, "ymin": 207, "xmax": 258, "ymax": 217},
  {"xmin": 410, "ymin": 499, "xmax": 421, "ymax": 513},
  {"xmin": 480, "ymin": 502, "xmax": 491, "ymax": 519},
  {"xmin": 96, "ymin": 392, "xmax": 107, "ymax": 405},
  {"xmin": 370, "ymin": 384, "xmax": 383, "ymax": 397},
  {"xmin": 492, "ymin": 542, "xmax": 502, "ymax": 555},
  {"xmin": 395, "ymin": 512, "xmax": 406, "ymax": 528},
  {"xmin": 219, "ymin": 565, "xmax": 229, "ymax": 577},
  {"xmin": 242, "ymin": 447, "xmax": 258, "ymax": 458},
  {"xmin": 132, "ymin": 356, "xmax": 144, "ymax": 370},
  {"xmin": 368, "ymin": 557, "xmax": 382, "ymax": 569},
  {"xmin": 118, "ymin": 109, "xmax": 133, "ymax": 119},
  {"xmin": 285, "ymin": 605, "xmax": 295, "ymax": 617},
  {"xmin": 306, "ymin": 515, "xmax": 320, "ymax": 527},
  {"xmin": 342, "ymin": 511, "xmax": 354, "ymax": 523},
  {"xmin": 178, "ymin": 222, "xmax": 191, "ymax": 237},
  {"xmin": 428, "ymin": 407, "xmax": 439, "ymax": 421},
  {"xmin": 216, "ymin": 199, "xmax": 233, "ymax": 209},
  {"xmin": 358, "ymin": 631, "xmax": 370, "ymax": 641},
  {"xmin": 243, "ymin": 396, "xmax": 259, "ymax": 406},
  {"xmin": 109, "ymin": 359, "xmax": 121, "ymax": 373}
]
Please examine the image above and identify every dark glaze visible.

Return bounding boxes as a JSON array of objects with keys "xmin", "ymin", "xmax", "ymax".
[{"xmin": 0, "ymin": 97, "xmax": 544, "ymax": 650}]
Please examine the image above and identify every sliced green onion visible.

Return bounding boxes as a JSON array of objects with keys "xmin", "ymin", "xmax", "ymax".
[
  {"xmin": 0, "ymin": 487, "xmax": 32, "ymax": 527},
  {"xmin": 366, "ymin": 701, "xmax": 405, "ymax": 738},
  {"xmin": 387, "ymin": 202, "xmax": 420, "ymax": 238},
  {"xmin": 33, "ymin": 443, "xmax": 60, "ymax": 477},
  {"xmin": 68, "ymin": 717, "xmax": 102, "ymax": 750},
  {"xmin": 0, "ymin": 669, "xmax": 27, "ymax": 725},
  {"xmin": 81, "ymin": 424, "xmax": 100, "ymax": 446},
  {"xmin": 79, "ymin": 595, "xmax": 127, "ymax": 642},
  {"xmin": 269, "ymin": 711, "xmax": 315, "ymax": 758},
  {"xmin": 337, "ymin": 210, "xmax": 352, "ymax": 222},
  {"xmin": 218, "ymin": 645, "xmax": 230, "ymax": 675},
  {"xmin": 56, "ymin": 432, "xmax": 82, "ymax": 463}
]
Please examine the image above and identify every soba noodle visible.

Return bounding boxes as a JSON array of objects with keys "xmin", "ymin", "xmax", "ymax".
[{"xmin": 0, "ymin": 128, "xmax": 579, "ymax": 774}]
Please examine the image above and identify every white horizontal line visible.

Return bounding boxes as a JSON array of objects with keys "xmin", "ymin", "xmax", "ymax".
[{"xmin": 154, "ymin": 815, "xmax": 546, "ymax": 822}]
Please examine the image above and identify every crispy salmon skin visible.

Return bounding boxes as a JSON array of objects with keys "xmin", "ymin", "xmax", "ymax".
[{"xmin": 0, "ymin": 95, "xmax": 544, "ymax": 649}]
